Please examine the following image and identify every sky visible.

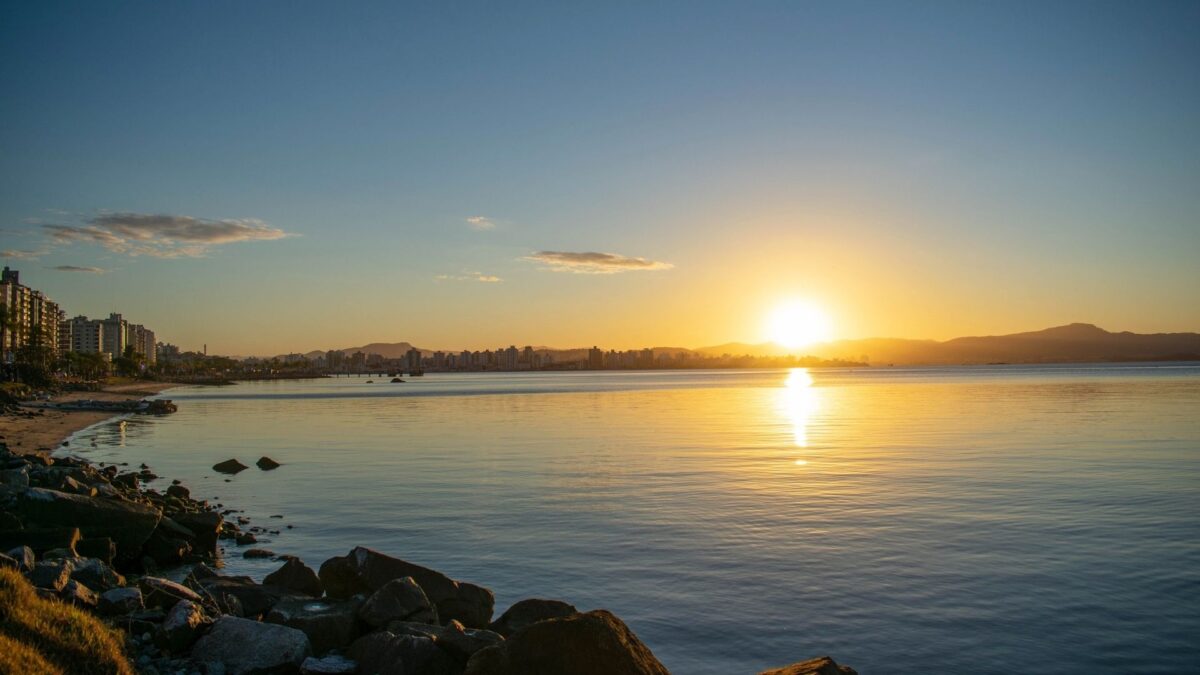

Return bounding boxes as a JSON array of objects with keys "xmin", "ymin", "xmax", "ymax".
[{"xmin": 2, "ymin": 1, "xmax": 1198, "ymax": 355}]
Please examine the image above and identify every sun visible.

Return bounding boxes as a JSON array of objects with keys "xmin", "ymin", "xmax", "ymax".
[{"xmin": 767, "ymin": 301, "xmax": 833, "ymax": 349}]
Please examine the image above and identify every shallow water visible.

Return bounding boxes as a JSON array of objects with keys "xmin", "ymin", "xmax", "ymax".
[{"xmin": 64, "ymin": 365, "xmax": 1200, "ymax": 674}]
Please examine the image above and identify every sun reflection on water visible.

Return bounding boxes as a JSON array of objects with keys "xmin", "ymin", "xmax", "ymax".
[{"xmin": 780, "ymin": 368, "xmax": 820, "ymax": 459}]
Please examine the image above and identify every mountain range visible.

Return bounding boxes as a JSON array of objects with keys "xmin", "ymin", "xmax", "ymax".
[{"xmin": 287, "ymin": 324, "xmax": 1200, "ymax": 366}]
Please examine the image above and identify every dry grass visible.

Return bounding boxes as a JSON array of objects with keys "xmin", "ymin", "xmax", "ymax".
[{"xmin": 0, "ymin": 568, "xmax": 133, "ymax": 675}]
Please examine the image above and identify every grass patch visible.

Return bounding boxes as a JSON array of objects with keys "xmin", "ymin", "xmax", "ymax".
[{"xmin": 0, "ymin": 568, "xmax": 133, "ymax": 675}]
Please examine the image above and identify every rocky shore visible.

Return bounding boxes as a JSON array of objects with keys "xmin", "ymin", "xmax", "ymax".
[{"xmin": 0, "ymin": 438, "xmax": 855, "ymax": 674}]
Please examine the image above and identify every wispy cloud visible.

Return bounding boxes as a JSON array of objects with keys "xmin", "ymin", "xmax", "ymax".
[
  {"xmin": 1, "ymin": 248, "xmax": 48, "ymax": 260},
  {"xmin": 42, "ymin": 212, "xmax": 291, "ymax": 258},
  {"xmin": 49, "ymin": 265, "xmax": 106, "ymax": 274},
  {"xmin": 524, "ymin": 250, "xmax": 674, "ymax": 274},
  {"xmin": 435, "ymin": 271, "xmax": 503, "ymax": 283},
  {"xmin": 466, "ymin": 216, "xmax": 496, "ymax": 231}
]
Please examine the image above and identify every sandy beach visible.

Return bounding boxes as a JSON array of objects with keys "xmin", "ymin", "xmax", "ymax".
[{"xmin": 0, "ymin": 381, "xmax": 179, "ymax": 456}]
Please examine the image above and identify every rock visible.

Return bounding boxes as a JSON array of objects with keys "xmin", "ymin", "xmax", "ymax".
[
  {"xmin": 758, "ymin": 656, "xmax": 858, "ymax": 675},
  {"xmin": 191, "ymin": 616, "xmax": 311, "ymax": 675},
  {"xmin": 0, "ymin": 526, "xmax": 82, "ymax": 557},
  {"xmin": 489, "ymin": 598, "xmax": 578, "ymax": 637},
  {"xmin": 201, "ymin": 576, "xmax": 297, "ymax": 619},
  {"xmin": 29, "ymin": 559, "xmax": 74, "ymax": 592},
  {"xmin": 139, "ymin": 576, "xmax": 203, "ymax": 609},
  {"xmin": 256, "ymin": 457, "xmax": 281, "ymax": 470},
  {"xmin": 1, "ymin": 465, "xmax": 29, "ymax": 488},
  {"xmin": 357, "ymin": 576, "xmax": 439, "ymax": 628},
  {"xmin": 175, "ymin": 511, "xmax": 223, "ymax": 554},
  {"xmin": 76, "ymin": 537, "xmax": 117, "ymax": 565},
  {"xmin": 160, "ymin": 600, "xmax": 209, "ymax": 652},
  {"xmin": 264, "ymin": 557, "xmax": 323, "ymax": 597},
  {"xmin": 243, "ymin": 548, "xmax": 275, "ymax": 559},
  {"xmin": 349, "ymin": 632, "xmax": 458, "ymax": 675},
  {"xmin": 463, "ymin": 610, "xmax": 669, "ymax": 675},
  {"xmin": 5, "ymin": 545, "xmax": 34, "ymax": 572},
  {"xmin": 299, "ymin": 655, "xmax": 357, "ymax": 675},
  {"xmin": 212, "ymin": 459, "xmax": 249, "ymax": 475},
  {"xmin": 15, "ymin": 488, "xmax": 161, "ymax": 563},
  {"xmin": 437, "ymin": 620, "xmax": 504, "ymax": 661},
  {"xmin": 99, "ymin": 586, "xmax": 145, "ymax": 615},
  {"xmin": 71, "ymin": 557, "xmax": 126, "ymax": 591},
  {"xmin": 60, "ymin": 579, "xmax": 99, "ymax": 608},
  {"xmin": 166, "ymin": 484, "xmax": 191, "ymax": 499},
  {"xmin": 265, "ymin": 596, "xmax": 361, "ymax": 655},
  {"xmin": 319, "ymin": 546, "xmax": 494, "ymax": 627},
  {"xmin": 189, "ymin": 562, "xmax": 221, "ymax": 582},
  {"xmin": 0, "ymin": 552, "xmax": 16, "ymax": 570},
  {"xmin": 235, "ymin": 532, "xmax": 258, "ymax": 545}
]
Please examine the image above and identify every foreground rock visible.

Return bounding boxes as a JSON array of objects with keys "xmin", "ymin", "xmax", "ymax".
[
  {"xmin": 464, "ymin": 610, "xmax": 669, "ymax": 675},
  {"xmin": 358, "ymin": 576, "xmax": 439, "ymax": 627},
  {"xmin": 191, "ymin": 615, "xmax": 311, "ymax": 674},
  {"xmin": 489, "ymin": 598, "xmax": 577, "ymax": 637},
  {"xmin": 758, "ymin": 656, "xmax": 859, "ymax": 675},
  {"xmin": 300, "ymin": 655, "xmax": 357, "ymax": 674},
  {"xmin": 319, "ymin": 546, "xmax": 494, "ymax": 627},
  {"xmin": 264, "ymin": 557, "xmax": 323, "ymax": 597},
  {"xmin": 15, "ymin": 487, "xmax": 161, "ymax": 562},
  {"xmin": 266, "ymin": 596, "xmax": 362, "ymax": 655},
  {"xmin": 349, "ymin": 631, "xmax": 458, "ymax": 675},
  {"xmin": 160, "ymin": 599, "xmax": 209, "ymax": 652},
  {"xmin": 139, "ymin": 576, "xmax": 203, "ymax": 609}
]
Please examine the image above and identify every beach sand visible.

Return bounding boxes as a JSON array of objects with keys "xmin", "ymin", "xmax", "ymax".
[{"xmin": 0, "ymin": 381, "xmax": 179, "ymax": 457}]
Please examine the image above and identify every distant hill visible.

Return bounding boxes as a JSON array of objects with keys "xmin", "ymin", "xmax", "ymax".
[
  {"xmin": 280, "ymin": 324, "xmax": 1199, "ymax": 365},
  {"xmin": 697, "ymin": 324, "xmax": 1200, "ymax": 364},
  {"xmin": 809, "ymin": 323, "xmax": 1200, "ymax": 365}
]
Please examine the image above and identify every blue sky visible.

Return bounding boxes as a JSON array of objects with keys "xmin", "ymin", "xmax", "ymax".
[{"xmin": 2, "ymin": 1, "xmax": 1198, "ymax": 354}]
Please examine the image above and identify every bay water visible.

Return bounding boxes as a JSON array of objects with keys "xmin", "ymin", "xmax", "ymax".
[{"xmin": 62, "ymin": 365, "xmax": 1200, "ymax": 674}]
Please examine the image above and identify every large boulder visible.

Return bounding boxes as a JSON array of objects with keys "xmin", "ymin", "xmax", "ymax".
[
  {"xmin": 266, "ymin": 596, "xmax": 362, "ymax": 655},
  {"xmin": 191, "ymin": 615, "xmax": 311, "ymax": 675},
  {"xmin": 464, "ymin": 610, "xmax": 669, "ymax": 675},
  {"xmin": 264, "ymin": 557, "xmax": 323, "ymax": 597},
  {"xmin": 319, "ymin": 547, "xmax": 494, "ymax": 627},
  {"xmin": 358, "ymin": 577, "xmax": 439, "ymax": 628},
  {"xmin": 489, "ymin": 598, "xmax": 578, "ymax": 637},
  {"xmin": 437, "ymin": 620, "xmax": 505, "ymax": 662},
  {"xmin": 348, "ymin": 632, "xmax": 458, "ymax": 675},
  {"xmin": 213, "ymin": 459, "xmax": 249, "ymax": 474},
  {"xmin": 758, "ymin": 656, "xmax": 858, "ymax": 675},
  {"xmin": 15, "ymin": 488, "xmax": 161, "ymax": 562}
]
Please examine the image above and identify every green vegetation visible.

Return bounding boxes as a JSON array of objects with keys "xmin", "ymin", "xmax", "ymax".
[{"xmin": 0, "ymin": 568, "xmax": 133, "ymax": 675}]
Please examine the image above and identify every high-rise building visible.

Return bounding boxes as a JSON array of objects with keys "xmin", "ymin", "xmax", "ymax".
[
  {"xmin": 0, "ymin": 267, "xmax": 62, "ymax": 364},
  {"xmin": 101, "ymin": 313, "xmax": 127, "ymax": 360},
  {"xmin": 588, "ymin": 346, "xmax": 603, "ymax": 370}
]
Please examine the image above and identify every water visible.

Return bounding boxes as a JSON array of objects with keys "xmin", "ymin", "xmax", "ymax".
[{"xmin": 63, "ymin": 365, "xmax": 1200, "ymax": 674}]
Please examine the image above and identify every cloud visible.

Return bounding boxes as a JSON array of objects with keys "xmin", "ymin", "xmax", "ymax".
[
  {"xmin": 43, "ymin": 212, "xmax": 291, "ymax": 258},
  {"xmin": 49, "ymin": 265, "xmax": 106, "ymax": 274},
  {"xmin": 524, "ymin": 250, "xmax": 674, "ymax": 274},
  {"xmin": 435, "ymin": 271, "xmax": 503, "ymax": 283},
  {"xmin": 1, "ymin": 248, "xmax": 48, "ymax": 260},
  {"xmin": 466, "ymin": 216, "xmax": 496, "ymax": 231}
]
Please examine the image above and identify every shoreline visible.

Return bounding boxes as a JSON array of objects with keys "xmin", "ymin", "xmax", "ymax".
[{"xmin": 0, "ymin": 381, "xmax": 179, "ymax": 457}]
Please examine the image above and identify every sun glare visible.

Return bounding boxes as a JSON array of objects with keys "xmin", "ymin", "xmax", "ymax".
[{"xmin": 767, "ymin": 301, "xmax": 833, "ymax": 349}]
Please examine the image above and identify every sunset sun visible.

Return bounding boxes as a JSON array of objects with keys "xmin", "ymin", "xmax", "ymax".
[{"xmin": 767, "ymin": 301, "xmax": 833, "ymax": 349}]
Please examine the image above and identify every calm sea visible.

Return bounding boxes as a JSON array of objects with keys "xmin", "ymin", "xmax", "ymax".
[{"xmin": 62, "ymin": 365, "xmax": 1200, "ymax": 674}]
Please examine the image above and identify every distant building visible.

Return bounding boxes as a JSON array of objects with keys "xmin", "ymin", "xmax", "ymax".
[
  {"xmin": 405, "ymin": 347, "xmax": 422, "ymax": 373},
  {"xmin": 588, "ymin": 346, "xmax": 603, "ymax": 369}
]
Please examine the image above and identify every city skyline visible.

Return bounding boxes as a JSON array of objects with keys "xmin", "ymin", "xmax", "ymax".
[{"xmin": 3, "ymin": 3, "xmax": 1199, "ymax": 355}]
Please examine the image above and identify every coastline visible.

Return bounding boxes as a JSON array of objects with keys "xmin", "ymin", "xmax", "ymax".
[{"xmin": 0, "ymin": 381, "xmax": 179, "ymax": 457}]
